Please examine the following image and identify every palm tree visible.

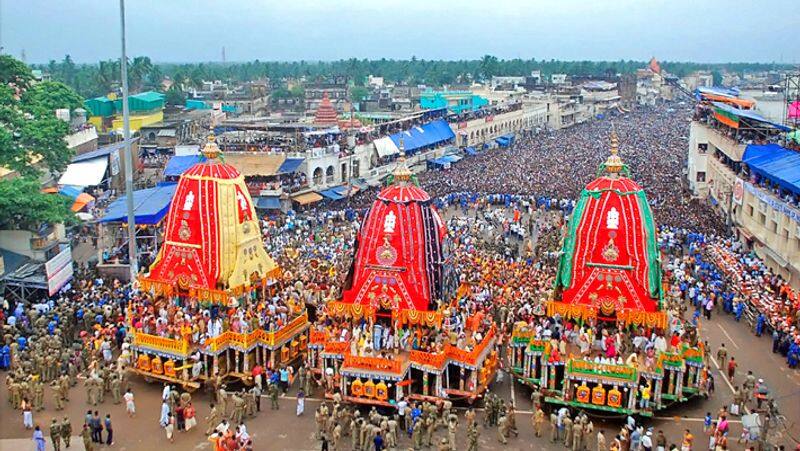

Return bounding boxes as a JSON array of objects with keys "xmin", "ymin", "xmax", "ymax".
[
  {"xmin": 129, "ymin": 56, "xmax": 153, "ymax": 91},
  {"xmin": 94, "ymin": 60, "xmax": 118, "ymax": 95}
]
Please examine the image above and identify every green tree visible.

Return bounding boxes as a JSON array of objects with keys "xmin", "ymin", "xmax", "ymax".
[
  {"xmin": 349, "ymin": 86, "xmax": 369, "ymax": 103},
  {"xmin": 0, "ymin": 55, "xmax": 81, "ymax": 230},
  {"xmin": 711, "ymin": 70, "xmax": 723, "ymax": 86},
  {"xmin": 164, "ymin": 85, "xmax": 186, "ymax": 106},
  {"xmin": 21, "ymin": 81, "xmax": 84, "ymax": 115},
  {"xmin": 129, "ymin": 56, "xmax": 154, "ymax": 91},
  {"xmin": 0, "ymin": 178, "xmax": 74, "ymax": 230}
]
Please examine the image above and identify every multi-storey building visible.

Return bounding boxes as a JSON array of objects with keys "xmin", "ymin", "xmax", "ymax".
[{"xmin": 687, "ymin": 93, "xmax": 799, "ymax": 285}]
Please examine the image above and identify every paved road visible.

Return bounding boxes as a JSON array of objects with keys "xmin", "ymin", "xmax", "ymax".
[{"xmin": 3, "ymin": 305, "xmax": 798, "ymax": 450}]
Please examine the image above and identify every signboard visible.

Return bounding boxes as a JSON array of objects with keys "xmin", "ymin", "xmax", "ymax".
[
  {"xmin": 733, "ymin": 178, "xmax": 744, "ymax": 206},
  {"xmin": 46, "ymin": 246, "xmax": 73, "ymax": 296},
  {"xmin": 110, "ymin": 149, "xmax": 121, "ymax": 176},
  {"xmin": 745, "ymin": 182, "xmax": 800, "ymax": 225}
]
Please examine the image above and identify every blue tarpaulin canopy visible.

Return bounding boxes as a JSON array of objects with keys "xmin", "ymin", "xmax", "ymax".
[
  {"xmin": 495, "ymin": 133, "xmax": 515, "ymax": 147},
  {"xmin": 465, "ymin": 147, "xmax": 477, "ymax": 156},
  {"xmin": 100, "ymin": 183, "xmax": 178, "ymax": 225},
  {"xmin": 319, "ymin": 188, "xmax": 345, "ymax": 200},
  {"xmin": 164, "ymin": 155, "xmax": 203, "ymax": 177},
  {"xmin": 388, "ymin": 119, "xmax": 455, "ymax": 154},
  {"xmin": 59, "ymin": 185, "xmax": 83, "ymax": 199},
  {"xmin": 743, "ymin": 144, "xmax": 800, "ymax": 196},
  {"xmin": 440, "ymin": 154, "xmax": 462, "ymax": 163},
  {"xmin": 277, "ymin": 158, "xmax": 304, "ymax": 174},
  {"xmin": 255, "ymin": 196, "xmax": 281, "ymax": 210}
]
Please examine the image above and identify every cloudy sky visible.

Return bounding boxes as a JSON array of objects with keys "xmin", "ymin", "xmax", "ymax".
[{"xmin": 3, "ymin": 0, "xmax": 798, "ymax": 64}]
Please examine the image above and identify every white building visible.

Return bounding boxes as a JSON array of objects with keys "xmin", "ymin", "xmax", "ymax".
[{"xmin": 687, "ymin": 112, "xmax": 800, "ymax": 285}]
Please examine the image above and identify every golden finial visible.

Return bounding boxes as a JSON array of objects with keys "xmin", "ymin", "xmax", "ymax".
[
  {"xmin": 201, "ymin": 128, "xmax": 221, "ymax": 160},
  {"xmin": 392, "ymin": 137, "xmax": 412, "ymax": 183},
  {"xmin": 604, "ymin": 129, "xmax": 624, "ymax": 176}
]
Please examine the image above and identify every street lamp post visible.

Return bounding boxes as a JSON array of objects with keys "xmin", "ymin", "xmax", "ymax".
[{"xmin": 119, "ymin": 0, "xmax": 137, "ymax": 280}]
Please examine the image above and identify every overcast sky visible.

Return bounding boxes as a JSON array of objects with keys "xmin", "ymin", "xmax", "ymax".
[{"xmin": 3, "ymin": 0, "xmax": 798, "ymax": 64}]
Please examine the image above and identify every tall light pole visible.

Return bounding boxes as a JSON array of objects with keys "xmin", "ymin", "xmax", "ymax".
[{"xmin": 120, "ymin": 0, "xmax": 137, "ymax": 279}]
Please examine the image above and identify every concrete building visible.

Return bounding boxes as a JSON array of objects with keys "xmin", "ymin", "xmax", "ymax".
[
  {"xmin": 419, "ymin": 89, "xmax": 489, "ymax": 114},
  {"xmin": 581, "ymin": 81, "xmax": 622, "ymax": 116},
  {"xmin": 546, "ymin": 94, "xmax": 589, "ymax": 130},
  {"xmin": 687, "ymin": 99, "xmax": 799, "ymax": 285},
  {"xmin": 305, "ymin": 76, "xmax": 349, "ymax": 112},
  {"xmin": 450, "ymin": 102, "xmax": 545, "ymax": 147},
  {"xmin": 490, "ymin": 76, "xmax": 526, "ymax": 90}
]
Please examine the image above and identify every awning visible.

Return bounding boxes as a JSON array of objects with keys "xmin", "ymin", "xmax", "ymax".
[
  {"xmin": 224, "ymin": 153, "xmax": 286, "ymax": 177},
  {"xmin": 711, "ymin": 102, "xmax": 790, "ymax": 131},
  {"xmin": 292, "ymin": 191, "xmax": 323, "ymax": 205},
  {"xmin": 319, "ymin": 188, "xmax": 345, "ymax": 201},
  {"xmin": 164, "ymin": 155, "xmax": 203, "ymax": 177},
  {"xmin": 100, "ymin": 182, "xmax": 178, "ymax": 225},
  {"xmin": 374, "ymin": 137, "xmax": 400, "ymax": 157},
  {"xmin": 440, "ymin": 154, "xmax": 462, "ymax": 163},
  {"xmin": 743, "ymin": 143, "xmax": 800, "ymax": 195},
  {"xmin": 174, "ymin": 145, "xmax": 200, "ymax": 156},
  {"xmin": 59, "ymin": 185, "xmax": 83, "ymax": 199},
  {"xmin": 465, "ymin": 147, "xmax": 477, "ymax": 156},
  {"xmin": 58, "ymin": 157, "xmax": 108, "ymax": 187},
  {"xmin": 72, "ymin": 139, "xmax": 137, "ymax": 163},
  {"xmin": 255, "ymin": 196, "xmax": 282, "ymax": 210},
  {"xmin": 429, "ymin": 158, "xmax": 451, "ymax": 167},
  {"xmin": 388, "ymin": 119, "xmax": 455, "ymax": 154},
  {"xmin": 277, "ymin": 158, "xmax": 305, "ymax": 174},
  {"xmin": 71, "ymin": 193, "xmax": 95, "ymax": 212}
]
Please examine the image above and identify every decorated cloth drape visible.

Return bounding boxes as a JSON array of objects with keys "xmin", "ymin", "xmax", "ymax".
[
  {"xmin": 340, "ymin": 180, "xmax": 449, "ymax": 312},
  {"xmin": 553, "ymin": 150, "xmax": 664, "ymax": 323},
  {"xmin": 145, "ymin": 142, "xmax": 279, "ymax": 294}
]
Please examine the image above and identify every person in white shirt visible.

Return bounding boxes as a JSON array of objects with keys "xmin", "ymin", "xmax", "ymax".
[
  {"xmin": 641, "ymin": 430, "xmax": 653, "ymax": 451},
  {"xmin": 123, "ymin": 388, "xmax": 135, "ymax": 417}
]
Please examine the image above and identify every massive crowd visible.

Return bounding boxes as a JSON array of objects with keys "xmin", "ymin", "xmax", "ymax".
[{"xmin": 1, "ymin": 101, "xmax": 798, "ymax": 451}]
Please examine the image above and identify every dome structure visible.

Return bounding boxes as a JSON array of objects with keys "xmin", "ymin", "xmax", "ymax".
[
  {"xmin": 143, "ymin": 133, "xmax": 278, "ymax": 297},
  {"xmin": 341, "ymin": 147, "xmax": 451, "ymax": 312},
  {"xmin": 551, "ymin": 132, "xmax": 665, "ymax": 327}
]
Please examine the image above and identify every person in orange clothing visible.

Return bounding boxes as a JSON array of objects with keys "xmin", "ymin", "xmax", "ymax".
[{"xmin": 681, "ymin": 429, "xmax": 693, "ymax": 451}]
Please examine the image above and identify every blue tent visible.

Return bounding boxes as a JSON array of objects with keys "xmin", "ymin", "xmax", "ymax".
[
  {"xmin": 255, "ymin": 196, "xmax": 282, "ymax": 210},
  {"xmin": 440, "ymin": 155, "xmax": 462, "ymax": 164},
  {"xmin": 743, "ymin": 144, "xmax": 800, "ymax": 195},
  {"xmin": 59, "ymin": 185, "xmax": 83, "ymax": 199},
  {"xmin": 278, "ymin": 158, "xmax": 304, "ymax": 174},
  {"xmin": 495, "ymin": 133, "xmax": 515, "ymax": 147},
  {"xmin": 464, "ymin": 147, "xmax": 477, "ymax": 156},
  {"xmin": 100, "ymin": 183, "xmax": 178, "ymax": 225},
  {"xmin": 164, "ymin": 155, "xmax": 203, "ymax": 178},
  {"xmin": 388, "ymin": 119, "xmax": 455, "ymax": 154},
  {"xmin": 319, "ymin": 188, "xmax": 345, "ymax": 201}
]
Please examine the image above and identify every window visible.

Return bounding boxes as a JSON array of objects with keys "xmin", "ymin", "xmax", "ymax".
[
  {"xmin": 746, "ymin": 204, "xmax": 754, "ymax": 217},
  {"xmin": 698, "ymin": 143, "xmax": 708, "ymax": 154},
  {"xmin": 313, "ymin": 167, "xmax": 323, "ymax": 185},
  {"xmin": 696, "ymin": 172, "xmax": 706, "ymax": 182},
  {"xmin": 758, "ymin": 201, "xmax": 768, "ymax": 213},
  {"xmin": 758, "ymin": 213, "xmax": 766, "ymax": 225},
  {"xmin": 769, "ymin": 221, "xmax": 778, "ymax": 233},
  {"xmin": 352, "ymin": 160, "xmax": 360, "ymax": 178}
]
